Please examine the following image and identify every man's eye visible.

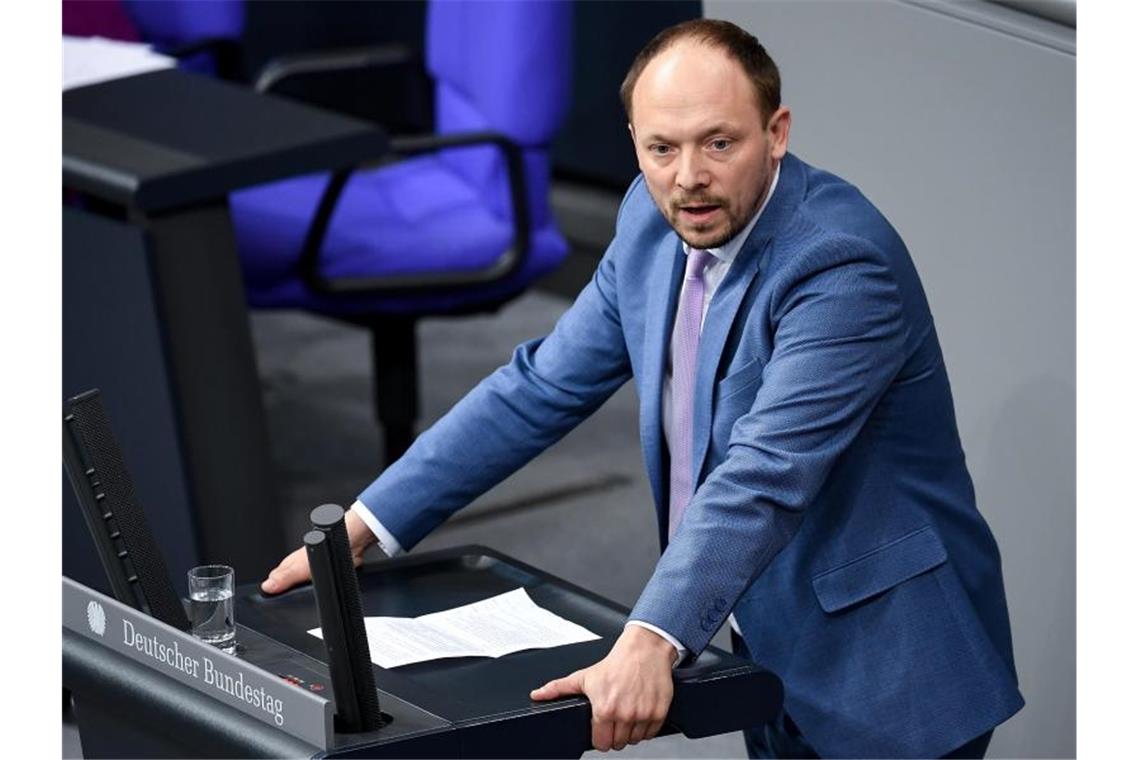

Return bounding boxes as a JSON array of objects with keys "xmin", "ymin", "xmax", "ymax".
[
  {"xmin": 710, "ymin": 139, "xmax": 731, "ymax": 151},
  {"xmin": 649, "ymin": 145, "xmax": 671, "ymax": 156}
]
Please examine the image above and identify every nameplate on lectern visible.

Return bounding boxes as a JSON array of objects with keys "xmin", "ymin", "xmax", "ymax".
[{"xmin": 62, "ymin": 577, "xmax": 333, "ymax": 749}]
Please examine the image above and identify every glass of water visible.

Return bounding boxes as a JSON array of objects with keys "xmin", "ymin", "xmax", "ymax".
[{"xmin": 188, "ymin": 565, "xmax": 236, "ymax": 653}]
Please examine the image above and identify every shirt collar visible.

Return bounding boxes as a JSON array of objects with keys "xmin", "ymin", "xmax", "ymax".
[{"xmin": 682, "ymin": 160, "xmax": 781, "ymax": 265}]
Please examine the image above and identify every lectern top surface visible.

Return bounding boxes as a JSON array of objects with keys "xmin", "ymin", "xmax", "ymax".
[
  {"xmin": 63, "ymin": 69, "xmax": 388, "ymax": 212},
  {"xmin": 236, "ymin": 546, "xmax": 777, "ymax": 729}
]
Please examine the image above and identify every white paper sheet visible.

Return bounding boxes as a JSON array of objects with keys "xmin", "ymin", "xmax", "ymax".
[
  {"xmin": 63, "ymin": 36, "xmax": 175, "ymax": 91},
  {"xmin": 308, "ymin": 587, "xmax": 601, "ymax": 668}
]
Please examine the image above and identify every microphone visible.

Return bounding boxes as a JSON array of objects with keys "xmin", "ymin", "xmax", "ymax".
[{"xmin": 304, "ymin": 504, "xmax": 387, "ymax": 732}]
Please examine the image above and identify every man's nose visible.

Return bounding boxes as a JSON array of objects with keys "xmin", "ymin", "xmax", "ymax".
[{"xmin": 675, "ymin": 149, "xmax": 710, "ymax": 191}]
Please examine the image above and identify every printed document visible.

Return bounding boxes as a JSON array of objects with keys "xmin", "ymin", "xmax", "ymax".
[
  {"xmin": 64, "ymin": 36, "xmax": 175, "ymax": 90},
  {"xmin": 308, "ymin": 587, "xmax": 601, "ymax": 668}
]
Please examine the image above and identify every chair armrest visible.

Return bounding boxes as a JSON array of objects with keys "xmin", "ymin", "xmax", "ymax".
[
  {"xmin": 254, "ymin": 44, "xmax": 419, "ymax": 94},
  {"xmin": 300, "ymin": 130, "xmax": 531, "ymax": 296}
]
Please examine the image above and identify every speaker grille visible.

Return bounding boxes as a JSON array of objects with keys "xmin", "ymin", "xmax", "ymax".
[{"xmin": 67, "ymin": 391, "xmax": 191, "ymax": 631}]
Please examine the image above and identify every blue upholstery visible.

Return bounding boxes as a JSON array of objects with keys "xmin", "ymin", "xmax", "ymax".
[
  {"xmin": 124, "ymin": 0, "xmax": 243, "ymax": 48},
  {"xmin": 123, "ymin": 0, "xmax": 244, "ymax": 76},
  {"xmin": 229, "ymin": 0, "xmax": 572, "ymax": 316}
]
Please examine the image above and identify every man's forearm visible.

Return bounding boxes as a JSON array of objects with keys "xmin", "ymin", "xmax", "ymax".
[{"xmin": 356, "ymin": 251, "xmax": 633, "ymax": 551}]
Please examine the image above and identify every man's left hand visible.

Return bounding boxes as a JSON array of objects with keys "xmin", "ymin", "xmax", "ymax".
[{"xmin": 530, "ymin": 625, "xmax": 677, "ymax": 751}]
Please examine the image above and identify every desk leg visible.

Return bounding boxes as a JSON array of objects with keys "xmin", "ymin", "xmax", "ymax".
[{"xmin": 138, "ymin": 204, "xmax": 286, "ymax": 578}]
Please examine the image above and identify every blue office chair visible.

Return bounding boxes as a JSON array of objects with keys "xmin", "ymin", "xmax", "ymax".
[{"xmin": 229, "ymin": 0, "xmax": 573, "ymax": 464}]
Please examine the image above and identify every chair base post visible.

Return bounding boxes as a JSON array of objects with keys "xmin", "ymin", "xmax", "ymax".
[{"xmin": 370, "ymin": 318, "xmax": 419, "ymax": 465}]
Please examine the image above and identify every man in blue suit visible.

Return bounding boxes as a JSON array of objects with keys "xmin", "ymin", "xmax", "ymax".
[{"xmin": 263, "ymin": 19, "xmax": 1024, "ymax": 758}]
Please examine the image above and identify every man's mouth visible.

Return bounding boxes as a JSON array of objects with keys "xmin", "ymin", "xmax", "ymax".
[{"xmin": 678, "ymin": 204, "xmax": 722, "ymax": 223}]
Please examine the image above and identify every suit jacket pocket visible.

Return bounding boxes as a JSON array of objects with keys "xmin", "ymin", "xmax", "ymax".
[
  {"xmin": 717, "ymin": 357, "xmax": 765, "ymax": 402},
  {"xmin": 811, "ymin": 525, "xmax": 948, "ymax": 614}
]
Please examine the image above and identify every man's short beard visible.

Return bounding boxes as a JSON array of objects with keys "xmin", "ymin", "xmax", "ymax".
[
  {"xmin": 671, "ymin": 208, "xmax": 747, "ymax": 250},
  {"xmin": 675, "ymin": 221, "xmax": 739, "ymax": 250}
]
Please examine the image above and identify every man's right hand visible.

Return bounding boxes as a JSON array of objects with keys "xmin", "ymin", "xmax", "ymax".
[{"xmin": 260, "ymin": 509, "xmax": 378, "ymax": 595}]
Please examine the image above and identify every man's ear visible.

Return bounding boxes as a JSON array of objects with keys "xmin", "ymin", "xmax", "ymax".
[{"xmin": 767, "ymin": 106, "xmax": 791, "ymax": 161}]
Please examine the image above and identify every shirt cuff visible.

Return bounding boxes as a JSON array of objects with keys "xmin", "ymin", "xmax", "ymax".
[
  {"xmin": 350, "ymin": 500, "xmax": 406, "ymax": 557},
  {"xmin": 625, "ymin": 620, "xmax": 687, "ymax": 667}
]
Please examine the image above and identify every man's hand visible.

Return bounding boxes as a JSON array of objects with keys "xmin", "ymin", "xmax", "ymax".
[
  {"xmin": 260, "ymin": 510, "xmax": 377, "ymax": 595},
  {"xmin": 530, "ymin": 625, "xmax": 677, "ymax": 751}
]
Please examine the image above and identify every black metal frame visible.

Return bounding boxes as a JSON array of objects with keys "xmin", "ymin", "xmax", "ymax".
[{"xmin": 254, "ymin": 43, "xmax": 421, "ymax": 93}]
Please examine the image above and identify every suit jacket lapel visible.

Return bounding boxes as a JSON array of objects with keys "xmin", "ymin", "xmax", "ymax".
[
  {"xmin": 637, "ymin": 154, "xmax": 807, "ymax": 545},
  {"xmin": 639, "ymin": 235, "xmax": 684, "ymax": 541},
  {"xmin": 690, "ymin": 154, "xmax": 806, "ymax": 486}
]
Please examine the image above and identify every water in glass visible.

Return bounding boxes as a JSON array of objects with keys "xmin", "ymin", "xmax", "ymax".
[{"xmin": 189, "ymin": 586, "xmax": 235, "ymax": 652}]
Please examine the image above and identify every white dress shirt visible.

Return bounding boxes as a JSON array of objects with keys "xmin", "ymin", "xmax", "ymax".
[{"xmin": 352, "ymin": 163, "xmax": 781, "ymax": 666}]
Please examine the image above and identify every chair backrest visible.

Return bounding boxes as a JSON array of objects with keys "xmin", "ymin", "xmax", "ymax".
[
  {"xmin": 123, "ymin": 0, "xmax": 244, "ymax": 50},
  {"xmin": 122, "ymin": 0, "xmax": 244, "ymax": 76},
  {"xmin": 426, "ymin": 0, "xmax": 572, "ymax": 225}
]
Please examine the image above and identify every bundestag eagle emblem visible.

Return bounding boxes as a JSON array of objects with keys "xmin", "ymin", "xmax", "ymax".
[{"xmin": 87, "ymin": 600, "xmax": 106, "ymax": 637}]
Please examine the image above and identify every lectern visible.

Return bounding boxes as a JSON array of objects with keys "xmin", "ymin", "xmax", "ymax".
[
  {"xmin": 64, "ymin": 546, "xmax": 784, "ymax": 758},
  {"xmin": 62, "ymin": 410, "xmax": 784, "ymax": 757}
]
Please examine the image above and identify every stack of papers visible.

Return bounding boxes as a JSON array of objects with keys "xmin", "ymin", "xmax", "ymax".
[
  {"xmin": 309, "ymin": 587, "xmax": 601, "ymax": 669},
  {"xmin": 63, "ymin": 35, "xmax": 175, "ymax": 91}
]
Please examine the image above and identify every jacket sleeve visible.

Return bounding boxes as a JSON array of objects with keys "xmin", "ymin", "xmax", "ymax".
[
  {"xmin": 629, "ymin": 236, "xmax": 911, "ymax": 655},
  {"xmin": 356, "ymin": 185, "xmax": 643, "ymax": 550}
]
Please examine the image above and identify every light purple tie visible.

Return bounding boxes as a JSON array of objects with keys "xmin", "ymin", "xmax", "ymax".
[{"xmin": 669, "ymin": 249, "xmax": 713, "ymax": 538}]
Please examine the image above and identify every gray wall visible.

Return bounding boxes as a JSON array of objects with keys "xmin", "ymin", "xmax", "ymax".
[{"xmin": 702, "ymin": 1, "xmax": 1075, "ymax": 757}]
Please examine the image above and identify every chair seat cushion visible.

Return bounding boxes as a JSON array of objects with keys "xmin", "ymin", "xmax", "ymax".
[{"xmin": 229, "ymin": 154, "xmax": 567, "ymax": 316}]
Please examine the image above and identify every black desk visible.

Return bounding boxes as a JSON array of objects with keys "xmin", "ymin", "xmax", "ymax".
[
  {"xmin": 65, "ymin": 546, "xmax": 782, "ymax": 758},
  {"xmin": 62, "ymin": 70, "xmax": 389, "ymax": 586}
]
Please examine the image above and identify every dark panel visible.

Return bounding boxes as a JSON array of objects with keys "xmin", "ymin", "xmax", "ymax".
[
  {"xmin": 241, "ymin": 0, "xmax": 432, "ymax": 131},
  {"xmin": 241, "ymin": 0, "xmax": 427, "ymax": 77},
  {"xmin": 552, "ymin": 0, "xmax": 702, "ymax": 190},
  {"xmin": 62, "ymin": 207, "xmax": 200, "ymax": 593}
]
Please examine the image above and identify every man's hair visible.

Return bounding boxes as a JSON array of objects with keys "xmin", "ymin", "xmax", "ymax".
[{"xmin": 620, "ymin": 19, "xmax": 781, "ymax": 124}]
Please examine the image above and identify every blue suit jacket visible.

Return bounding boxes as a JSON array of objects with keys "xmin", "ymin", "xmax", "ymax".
[{"xmin": 360, "ymin": 153, "xmax": 1024, "ymax": 757}]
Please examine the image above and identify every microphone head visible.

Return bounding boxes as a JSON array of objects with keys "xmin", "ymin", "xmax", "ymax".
[
  {"xmin": 310, "ymin": 504, "xmax": 345, "ymax": 530},
  {"xmin": 302, "ymin": 530, "xmax": 327, "ymax": 548}
]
